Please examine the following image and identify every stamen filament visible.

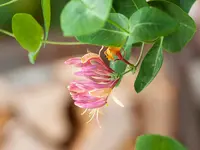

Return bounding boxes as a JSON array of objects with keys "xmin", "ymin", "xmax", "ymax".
[
  {"xmin": 81, "ymin": 109, "xmax": 88, "ymax": 115},
  {"xmin": 96, "ymin": 109, "xmax": 102, "ymax": 128},
  {"xmin": 112, "ymin": 96, "xmax": 124, "ymax": 107},
  {"xmin": 87, "ymin": 110, "xmax": 96, "ymax": 123}
]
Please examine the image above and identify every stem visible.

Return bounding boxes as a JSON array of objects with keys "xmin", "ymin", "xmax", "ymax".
[
  {"xmin": 135, "ymin": 42, "xmax": 145, "ymax": 67},
  {"xmin": 0, "ymin": 28, "xmax": 86, "ymax": 46},
  {"xmin": 121, "ymin": 68, "xmax": 133, "ymax": 76},
  {"xmin": 116, "ymin": 52, "xmax": 135, "ymax": 66},
  {"xmin": 111, "ymin": 7, "xmax": 116, "ymax": 13},
  {"xmin": 43, "ymin": 40, "xmax": 86, "ymax": 45},
  {"xmin": 0, "ymin": 0, "xmax": 18, "ymax": 7},
  {"xmin": 107, "ymin": 19, "xmax": 130, "ymax": 34},
  {"xmin": 122, "ymin": 58, "xmax": 134, "ymax": 66},
  {"xmin": 0, "ymin": 29, "xmax": 14, "ymax": 37}
]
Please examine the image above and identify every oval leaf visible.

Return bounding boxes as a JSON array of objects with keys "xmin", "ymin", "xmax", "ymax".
[
  {"xmin": 134, "ymin": 37, "xmax": 164, "ymax": 93},
  {"xmin": 113, "ymin": 0, "xmax": 148, "ymax": 18},
  {"xmin": 129, "ymin": 7, "xmax": 178, "ymax": 44},
  {"xmin": 60, "ymin": 0, "xmax": 112, "ymax": 36},
  {"xmin": 136, "ymin": 134, "xmax": 187, "ymax": 150},
  {"xmin": 149, "ymin": 0, "xmax": 196, "ymax": 52},
  {"xmin": 12, "ymin": 13, "xmax": 44, "ymax": 53},
  {"xmin": 76, "ymin": 13, "xmax": 129, "ymax": 47},
  {"xmin": 41, "ymin": 0, "xmax": 51, "ymax": 42}
]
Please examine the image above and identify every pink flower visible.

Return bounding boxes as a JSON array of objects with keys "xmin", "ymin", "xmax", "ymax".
[{"xmin": 65, "ymin": 52, "xmax": 120, "ymax": 126}]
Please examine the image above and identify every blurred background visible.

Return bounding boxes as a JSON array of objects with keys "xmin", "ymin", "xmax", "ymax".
[{"xmin": 0, "ymin": 0, "xmax": 200, "ymax": 150}]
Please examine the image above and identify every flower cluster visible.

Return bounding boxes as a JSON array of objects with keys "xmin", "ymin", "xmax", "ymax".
[{"xmin": 65, "ymin": 52, "xmax": 120, "ymax": 126}]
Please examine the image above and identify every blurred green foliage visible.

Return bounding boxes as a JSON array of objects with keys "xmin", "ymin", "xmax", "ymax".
[{"xmin": 0, "ymin": 0, "xmax": 69, "ymax": 31}]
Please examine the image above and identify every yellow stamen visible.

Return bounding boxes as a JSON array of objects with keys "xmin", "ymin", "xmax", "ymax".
[{"xmin": 104, "ymin": 47, "xmax": 121, "ymax": 61}]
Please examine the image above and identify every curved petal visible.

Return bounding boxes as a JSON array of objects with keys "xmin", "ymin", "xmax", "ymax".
[
  {"xmin": 81, "ymin": 53, "xmax": 99, "ymax": 63},
  {"xmin": 81, "ymin": 53, "xmax": 113, "ymax": 72},
  {"xmin": 74, "ymin": 99, "xmax": 106, "ymax": 109},
  {"xmin": 65, "ymin": 57, "xmax": 82, "ymax": 67}
]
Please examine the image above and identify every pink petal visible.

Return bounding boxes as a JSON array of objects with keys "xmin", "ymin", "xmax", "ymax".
[
  {"xmin": 75, "ymin": 71, "xmax": 97, "ymax": 77},
  {"xmin": 84, "ymin": 82, "xmax": 113, "ymax": 88},
  {"xmin": 87, "ymin": 76, "xmax": 111, "ymax": 83},
  {"xmin": 68, "ymin": 81, "xmax": 93, "ymax": 92},
  {"xmin": 69, "ymin": 80, "xmax": 114, "ymax": 93},
  {"xmin": 72, "ymin": 95, "xmax": 97, "ymax": 101},
  {"xmin": 81, "ymin": 53, "xmax": 113, "ymax": 72},
  {"xmin": 89, "ymin": 88, "xmax": 112, "ymax": 98},
  {"xmin": 64, "ymin": 57, "xmax": 82, "ymax": 67},
  {"xmin": 81, "ymin": 65, "xmax": 97, "ymax": 71},
  {"xmin": 81, "ymin": 53, "xmax": 100, "ymax": 64},
  {"xmin": 75, "ymin": 71, "xmax": 111, "ymax": 80},
  {"xmin": 68, "ymin": 85, "xmax": 86, "ymax": 93},
  {"xmin": 74, "ymin": 99, "xmax": 107, "ymax": 109},
  {"xmin": 89, "ymin": 59, "xmax": 113, "ymax": 72}
]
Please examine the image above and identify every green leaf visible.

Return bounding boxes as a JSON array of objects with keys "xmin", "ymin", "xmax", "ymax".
[
  {"xmin": 129, "ymin": 7, "xmax": 178, "ymax": 45},
  {"xmin": 149, "ymin": 0, "xmax": 196, "ymax": 52},
  {"xmin": 60, "ymin": 0, "xmax": 112, "ymax": 36},
  {"xmin": 149, "ymin": 0, "xmax": 180, "ymax": 5},
  {"xmin": 136, "ymin": 134, "xmax": 187, "ymax": 150},
  {"xmin": 166, "ymin": 0, "xmax": 180, "ymax": 5},
  {"xmin": 28, "ymin": 50, "xmax": 40, "ymax": 64},
  {"xmin": 41, "ymin": 0, "xmax": 51, "ymax": 42},
  {"xmin": 150, "ymin": 0, "xmax": 196, "ymax": 13},
  {"xmin": 134, "ymin": 37, "xmax": 164, "ymax": 93},
  {"xmin": 113, "ymin": 0, "xmax": 148, "ymax": 18},
  {"xmin": 180, "ymin": 0, "xmax": 196, "ymax": 13},
  {"xmin": 110, "ymin": 44, "xmax": 132, "ymax": 73},
  {"xmin": 76, "ymin": 13, "xmax": 129, "ymax": 47},
  {"xmin": 12, "ymin": 13, "xmax": 44, "ymax": 53}
]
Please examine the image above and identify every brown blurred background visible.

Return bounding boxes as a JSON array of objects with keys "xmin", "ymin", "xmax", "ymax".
[{"xmin": 0, "ymin": 0, "xmax": 200, "ymax": 150}]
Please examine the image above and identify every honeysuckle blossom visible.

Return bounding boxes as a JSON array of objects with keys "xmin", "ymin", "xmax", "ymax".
[{"xmin": 65, "ymin": 52, "xmax": 121, "ymax": 127}]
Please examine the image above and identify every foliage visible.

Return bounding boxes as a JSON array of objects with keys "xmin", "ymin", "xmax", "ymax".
[
  {"xmin": 41, "ymin": 0, "xmax": 51, "ymax": 43},
  {"xmin": 0, "ymin": 0, "xmax": 197, "ymax": 92},
  {"xmin": 134, "ymin": 37, "xmax": 164, "ymax": 93},
  {"xmin": 135, "ymin": 134, "xmax": 187, "ymax": 150},
  {"xmin": 12, "ymin": 13, "xmax": 44, "ymax": 64},
  {"xmin": 0, "ymin": 0, "xmax": 197, "ymax": 148}
]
